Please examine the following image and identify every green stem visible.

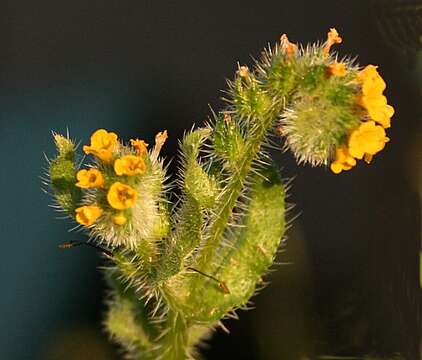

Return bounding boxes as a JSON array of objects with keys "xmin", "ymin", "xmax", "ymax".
[
  {"xmin": 158, "ymin": 310, "xmax": 189, "ymax": 360},
  {"xmin": 195, "ymin": 110, "xmax": 281, "ymax": 272}
]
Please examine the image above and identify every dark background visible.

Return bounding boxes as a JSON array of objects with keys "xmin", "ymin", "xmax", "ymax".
[{"xmin": 1, "ymin": 1, "xmax": 420, "ymax": 359}]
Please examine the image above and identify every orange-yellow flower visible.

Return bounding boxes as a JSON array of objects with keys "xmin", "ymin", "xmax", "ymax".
[
  {"xmin": 75, "ymin": 205, "xmax": 103, "ymax": 226},
  {"xmin": 358, "ymin": 65, "xmax": 386, "ymax": 94},
  {"xmin": 330, "ymin": 146, "xmax": 356, "ymax": 174},
  {"xmin": 360, "ymin": 94, "xmax": 394, "ymax": 128},
  {"xmin": 323, "ymin": 28, "xmax": 342, "ymax": 54},
  {"xmin": 130, "ymin": 139, "xmax": 148, "ymax": 156},
  {"xmin": 83, "ymin": 129, "xmax": 118, "ymax": 163},
  {"xmin": 107, "ymin": 182, "xmax": 137, "ymax": 210},
  {"xmin": 75, "ymin": 168, "xmax": 104, "ymax": 188},
  {"xmin": 113, "ymin": 213, "xmax": 127, "ymax": 225},
  {"xmin": 328, "ymin": 62, "xmax": 346, "ymax": 77},
  {"xmin": 348, "ymin": 121, "xmax": 389, "ymax": 159},
  {"xmin": 114, "ymin": 155, "xmax": 146, "ymax": 176},
  {"xmin": 280, "ymin": 34, "xmax": 297, "ymax": 58},
  {"xmin": 357, "ymin": 65, "xmax": 394, "ymax": 128}
]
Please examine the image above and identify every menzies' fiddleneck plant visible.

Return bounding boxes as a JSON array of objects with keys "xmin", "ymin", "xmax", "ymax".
[{"xmin": 43, "ymin": 29, "xmax": 394, "ymax": 359}]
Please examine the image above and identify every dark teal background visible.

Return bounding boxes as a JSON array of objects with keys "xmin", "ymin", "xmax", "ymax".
[{"xmin": 1, "ymin": 1, "xmax": 420, "ymax": 359}]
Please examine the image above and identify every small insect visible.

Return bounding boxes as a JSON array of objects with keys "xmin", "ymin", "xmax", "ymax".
[
  {"xmin": 60, "ymin": 242, "xmax": 230, "ymax": 294},
  {"xmin": 59, "ymin": 240, "xmax": 114, "ymax": 258},
  {"xmin": 187, "ymin": 267, "xmax": 230, "ymax": 294}
]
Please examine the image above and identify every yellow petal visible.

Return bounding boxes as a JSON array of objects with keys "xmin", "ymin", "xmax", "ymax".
[
  {"xmin": 330, "ymin": 162, "xmax": 343, "ymax": 174},
  {"xmin": 107, "ymin": 182, "xmax": 137, "ymax": 210},
  {"xmin": 89, "ymin": 129, "xmax": 118, "ymax": 150},
  {"xmin": 75, "ymin": 205, "xmax": 103, "ymax": 226},
  {"xmin": 330, "ymin": 145, "xmax": 356, "ymax": 174},
  {"xmin": 75, "ymin": 168, "xmax": 104, "ymax": 188},
  {"xmin": 348, "ymin": 121, "xmax": 388, "ymax": 159},
  {"xmin": 114, "ymin": 155, "xmax": 146, "ymax": 176},
  {"xmin": 345, "ymin": 155, "xmax": 357, "ymax": 167},
  {"xmin": 83, "ymin": 129, "xmax": 118, "ymax": 162}
]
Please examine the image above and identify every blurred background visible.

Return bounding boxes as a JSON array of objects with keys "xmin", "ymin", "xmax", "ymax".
[{"xmin": 0, "ymin": 0, "xmax": 420, "ymax": 359}]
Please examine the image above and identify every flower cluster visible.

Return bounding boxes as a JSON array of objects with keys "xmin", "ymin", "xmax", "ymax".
[
  {"xmin": 330, "ymin": 65, "xmax": 394, "ymax": 174},
  {"xmin": 322, "ymin": 29, "xmax": 394, "ymax": 174},
  {"xmin": 277, "ymin": 28, "xmax": 394, "ymax": 173},
  {"xmin": 75, "ymin": 129, "xmax": 151, "ymax": 227}
]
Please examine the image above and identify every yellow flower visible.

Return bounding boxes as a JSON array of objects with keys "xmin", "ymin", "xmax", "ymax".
[
  {"xmin": 348, "ymin": 121, "xmax": 389, "ymax": 159},
  {"xmin": 83, "ymin": 129, "xmax": 118, "ymax": 163},
  {"xmin": 323, "ymin": 28, "xmax": 342, "ymax": 54},
  {"xmin": 75, "ymin": 168, "xmax": 104, "ymax": 188},
  {"xmin": 130, "ymin": 139, "xmax": 148, "ymax": 156},
  {"xmin": 328, "ymin": 62, "xmax": 346, "ymax": 77},
  {"xmin": 359, "ymin": 94, "xmax": 394, "ymax": 129},
  {"xmin": 330, "ymin": 146, "xmax": 357, "ymax": 174},
  {"xmin": 113, "ymin": 213, "xmax": 127, "ymax": 225},
  {"xmin": 107, "ymin": 182, "xmax": 137, "ymax": 210},
  {"xmin": 75, "ymin": 205, "xmax": 103, "ymax": 226},
  {"xmin": 357, "ymin": 65, "xmax": 394, "ymax": 128},
  {"xmin": 114, "ymin": 155, "xmax": 146, "ymax": 176},
  {"xmin": 358, "ymin": 65, "xmax": 386, "ymax": 94}
]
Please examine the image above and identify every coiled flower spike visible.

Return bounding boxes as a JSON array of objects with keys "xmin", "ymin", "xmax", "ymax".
[
  {"xmin": 48, "ymin": 129, "xmax": 168, "ymax": 248},
  {"xmin": 277, "ymin": 28, "xmax": 394, "ymax": 172},
  {"xmin": 45, "ymin": 28, "xmax": 394, "ymax": 360}
]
